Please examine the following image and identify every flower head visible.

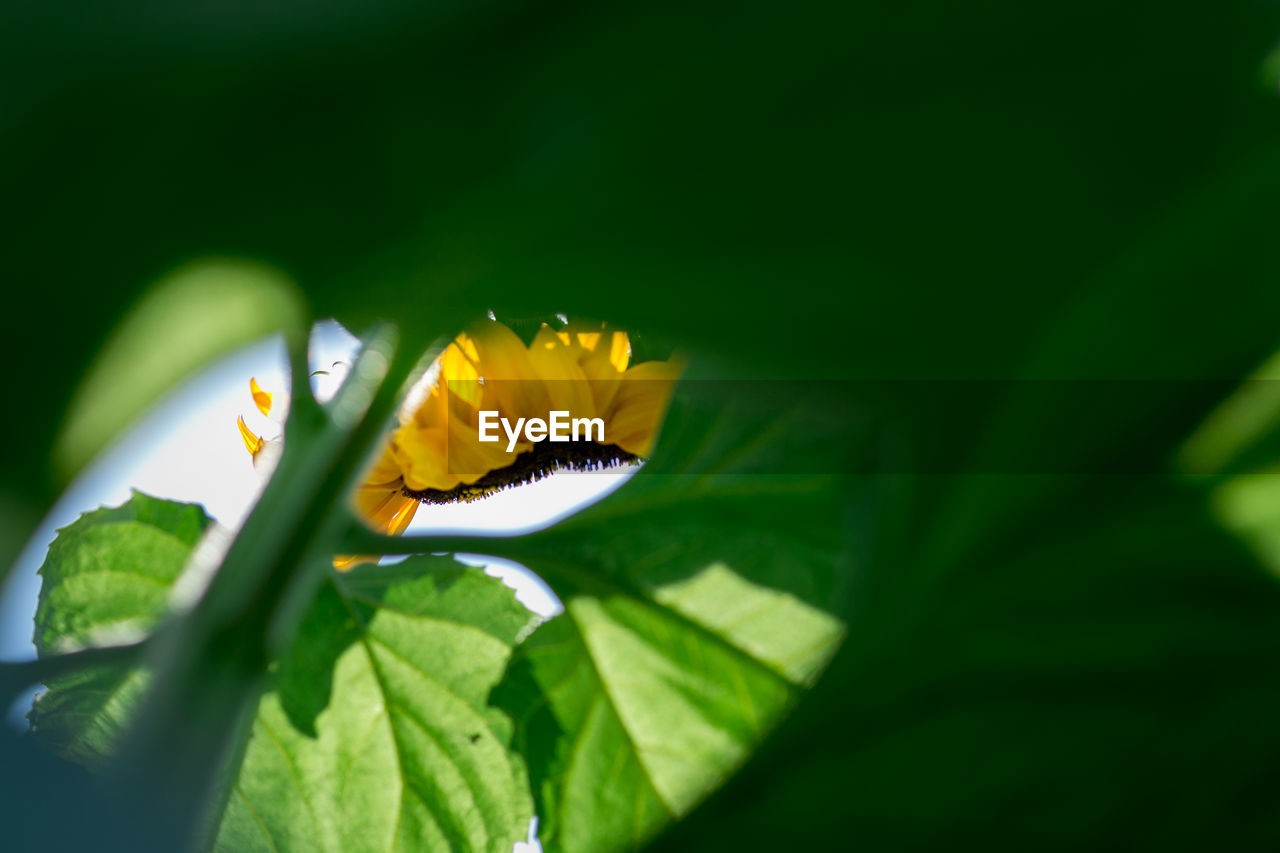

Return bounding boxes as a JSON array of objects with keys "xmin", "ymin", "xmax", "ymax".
[
  {"xmin": 237, "ymin": 318, "xmax": 681, "ymax": 564},
  {"xmin": 390, "ymin": 318, "xmax": 681, "ymax": 504}
]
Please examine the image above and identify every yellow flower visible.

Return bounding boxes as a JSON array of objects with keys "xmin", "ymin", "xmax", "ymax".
[
  {"xmin": 390, "ymin": 319, "xmax": 681, "ymax": 503},
  {"xmin": 237, "ymin": 318, "xmax": 681, "ymax": 565}
]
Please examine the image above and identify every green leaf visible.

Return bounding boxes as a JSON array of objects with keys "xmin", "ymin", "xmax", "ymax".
[
  {"xmin": 30, "ymin": 490, "xmax": 212, "ymax": 767},
  {"xmin": 495, "ymin": 568, "xmax": 843, "ymax": 853},
  {"xmin": 214, "ymin": 556, "xmax": 540, "ymax": 853},
  {"xmin": 27, "ymin": 665, "xmax": 153, "ymax": 772},
  {"xmin": 34, "ymin": 489, "xmax": 210, "ymax": 654},
  {"xmin": 32, "ymin": 493, "xmax": 539, "ymax": 853},
  {"xmin": 489, "ymin": 385, "xmax": 850, "ymax": 852}
]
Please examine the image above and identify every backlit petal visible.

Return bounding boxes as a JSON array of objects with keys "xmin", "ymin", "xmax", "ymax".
[
  {"xmin": 249, "ymin": 377, "xmax": 273, "ymax": 416},
  {"xmin": 237, "ymin": 415, "xmax": 264, "ymax": 457}
]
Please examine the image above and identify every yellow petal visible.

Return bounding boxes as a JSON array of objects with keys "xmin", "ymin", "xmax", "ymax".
[
  {"xmin": 440, "ymin": 337, "xmax": 484, "ymax": 409},
  {"xmin": 608, "ymin": 330, "xmax": 630, "ymax": 372},
  {"xmin": 578, "ymin": 328, "xmax": 629, "ymax": 414},
  {"xmin": 357, "ymin": 485, "xmax": 419, "ymax": 535},
  {"xmin": 453, "ymin": 331, "xmax": 480, "ymax": 365},
  {"xmin": 237, "ymin": 415, "xmax": 264, "ymax": 457},
  {"xmin": 469, "ymin": 320, "xmax": 549, "ymax": 417},
  {"xmin": 394, "ymin": 423, "xmax": 462, "ymax": 492},
  {"xmin": 608, "ymin": 360, "xmax": 682, "ymax": 456},
  {"xmin": 559, "ymin": 321, "xmax": 628, "ymax": 372},
  {"xmin": 249, "ymin": 377, "xmax": 273, "ymax": 416},
  {"xmin": 448, "ymin": 407, "xmax": 524, "ymax": 484},
  {"xmin": 529, "ymin": 324, "xmax": 595, "ymax": 415},
  {"xmin": 336, "ymin": 485, "xmax": 421, "ymax": 570},
  {"xmin": 364, "ymin": 447, "xmax": 405, "ymax": 487}
]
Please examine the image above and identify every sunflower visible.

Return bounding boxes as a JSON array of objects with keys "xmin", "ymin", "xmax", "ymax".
[{"xmin": 238, "ymin": 318, "xmax": 681, "ymax": 563}]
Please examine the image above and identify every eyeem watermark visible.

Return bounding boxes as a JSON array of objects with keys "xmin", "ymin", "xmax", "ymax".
[{"xmin": 479, "ymin": 410, "xmax": 606, "ymax": 452}]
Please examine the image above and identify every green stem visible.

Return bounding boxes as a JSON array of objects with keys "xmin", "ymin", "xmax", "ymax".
[
  {"xmin": 105, "ymin": 321, "xmax": 441, "ymax": 852},
  {"xmin": 284, "ymin": 323, "xmax": 321, "ymax": 427}
]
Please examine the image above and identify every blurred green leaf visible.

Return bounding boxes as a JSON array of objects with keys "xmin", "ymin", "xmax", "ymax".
[
  {"xmin": 653, "ymin": 473, "xmax": 1280, "ymax": 851},
  {"xmin": 1188, "ymin": 352, "xmax": 1280, "ymax": 580},
  {"xmin": 52, "ymin": 258, "xmax": 305, "ymax": 481},
  {"xmin": 216, "ymin": 557, "xmax": 538, "ymax": 853},
  {"xmin": 28, "ymin": 664, "xmax": 152, "ymax": 772}
]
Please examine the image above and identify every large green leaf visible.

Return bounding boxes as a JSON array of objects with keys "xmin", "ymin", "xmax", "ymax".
[
  {"xmin": 216, "ymin": 557, "xmax": 539, "ymax": 853},
  {"xmin": 487, "ymin": 384, "xmax": 852, "ymax": 852},
  {"xmin": 493, "ymin": 559, "xmax": 843, "ymax": 852}
]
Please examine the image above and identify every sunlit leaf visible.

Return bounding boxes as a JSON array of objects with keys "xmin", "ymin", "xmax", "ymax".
[
  {"xmin": 216, "ymin": 557, "xmax": 539, "ymax": 853},
  {"xmin": 488, "ymin": 384, "xmax": 852, "ymax": 852},
  {"xmin": 30, "ymin": 491, "xmax": 211, "ymax": 767}
]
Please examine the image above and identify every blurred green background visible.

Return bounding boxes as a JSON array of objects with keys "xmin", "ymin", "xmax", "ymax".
[{"xmin": 6, "ymin": 0, "xmax": 1280, "ymax": 849}]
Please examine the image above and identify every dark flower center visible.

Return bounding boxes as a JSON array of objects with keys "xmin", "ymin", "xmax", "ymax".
[{"xmin": 401, "ymin": 441, "xmax": 641, "ymax": 504}]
